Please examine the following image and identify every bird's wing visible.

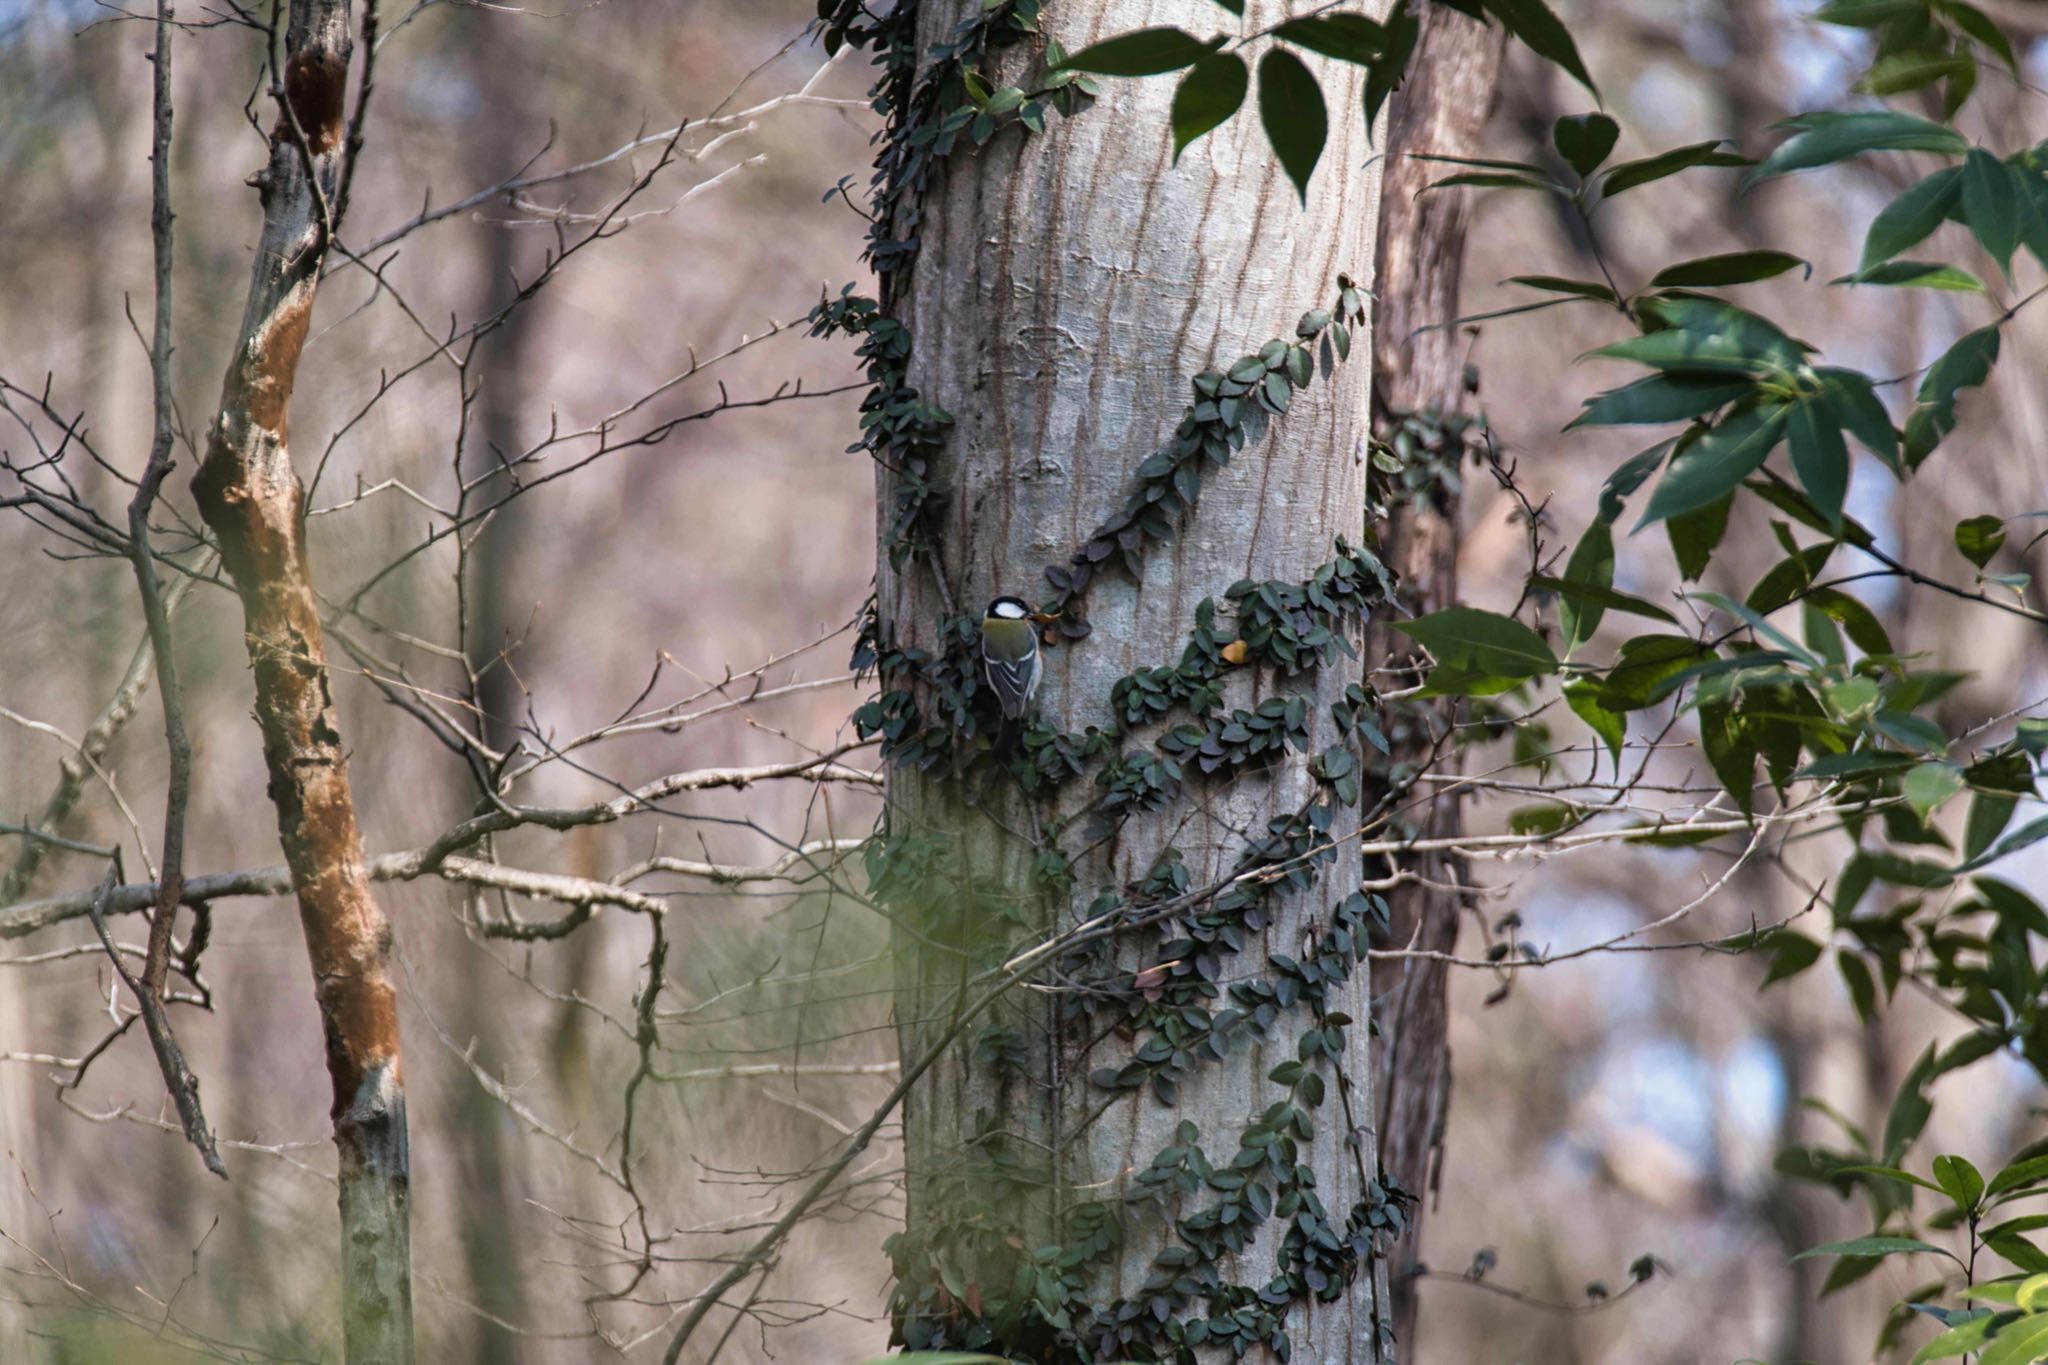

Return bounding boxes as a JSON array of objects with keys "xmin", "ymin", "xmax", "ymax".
[{"xmin": 985, "ymin": 652, "xmax": 1039, "ymax": 720}]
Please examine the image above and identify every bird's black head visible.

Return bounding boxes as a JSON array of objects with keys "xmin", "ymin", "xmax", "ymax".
[{"xmin": 987, "ymin": 596, "xmax": 1032, "ymax": 620}]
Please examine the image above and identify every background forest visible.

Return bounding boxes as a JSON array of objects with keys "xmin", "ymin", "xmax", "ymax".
[{"xmin": 2, "ymin": 0, "xmax": 2046, "ymax": 1363}]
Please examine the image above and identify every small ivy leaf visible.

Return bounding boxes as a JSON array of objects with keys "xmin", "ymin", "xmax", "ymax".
[
  {"xmin": 1649, "ymin": 249, "xmax": 1807, "ymax": 287},
  {"xmin": 1601, "ymin": 139, "xmax": 1750, "ymax": 196},
  {"xmin": 1553, "ymin": 112, "xmax": 1620, "ymax": 178},
  {"xmin": 1485, "ymin": 0, "xmax": 1599, "ymax": 97},
  {"xmin": 1832, "ymin": 260, "xmax": 1986, "ymax": 293},
  {"xmin": 1171, "ymin": 53, "xmax": 1249, "ymax": 162},
  {"xmin": 1954, "ymin": 514, "xmax": 2006, "ymax": 568},
  {"xmin": 1960, "ymin": 147, "xmax": 2021, "ymax": 278},
  {"xmin": 1747, "ymin": 110, "xmax": 1969, "ymax": 184},
  {"xmin": 1258, "ymin": 49, "xmax": 1328, "ymax": 204},
  {"xmin": 1860, "ymin": 165, "xmax": 1963, "ymax": 271},
  {"xmin": 1053, "ymin": 27, "xmax": 1220, "ymax": 76},
  {"xmin": 1787, "ymin": 398, "xmax": 1850, "ymax": 532}
]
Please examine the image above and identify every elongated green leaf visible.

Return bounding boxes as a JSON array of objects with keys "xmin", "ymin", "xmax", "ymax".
[
  {"xmin": 1990, "ymin": 1154, "xmax": 2048, "ymax": 1199},
  {"xmin": 1590, "ymin": 296, "xmax": 1809, "ymax": 377},
  {"xmin": 1947, "ymin": 0, "xmax": 2020, "ymax": 74},
  {"xmin": 1906, "ymin": 325, "xmax": 2000, "ymax": 467},
  {"xmin": 1598, "ymin": 443, "xmax": 1672, "ymax": 522},
  {"xmin": 1791, "ymin": 1235, "xmax": 1958, "ymax": 1263},
  {"xmin": 1258, "ymin": 49, "xmax": 1327, "ymax": 203},
  {"xmin": 1864, "ymin": 49, "xmax": 1975, "ymax": 99},
  {"xmin": 1553, "ymin": 112, "xmax": 1619, "ymax": 177},
  {"xmin": 1650, "ymin": 249, "xmax": 1807, "ymax": 287},
  {"xmin": 1600, "ymin": 633, "xmax": 1711, "ymax": 711},
  {"xmin": 1394, "ymin": 606, "xmax": 1560, "ymax": 680},
  {"xmin": 1429, "ymin": 171, "xmax": 1569, "ymax": 193},
  {"xmin": 1834, "ymin": 260, "xmax": 1986, "ymax": 292},
  {"xmin": 1909, "ymin": 1313, "xmax": 1995, "ymax": 1365},
  {"xmin": 1980, "ymin": 1314, "xmax": 2048, "ymax": 1365},
  {"xmin": 1557, "ymin": 521, "xmax": 1614, "ymax": 653},
  {"xmin": 1636, "ymin": 404, "xmax": 1790, "ymax": 529},
  {"xmin": 1962, "ymin": 147, "xmax": 2021, "ymax": 276},
  {"xmin": 1861, "ymin": 166, "xmax": 1964, "ymax": 271},
  {"xmin": 1569, "ymin": 374, "xmax": 1753, "ymax": 429},
  {"xmin": 1054, "ymin": 27, "xmax": 1218, "ymax": 75},
  {"xmin": 1934, "ymin": 1153, "xmax": 1988, "ymax": 1212},
  {"xmin": 1486, "ymin": 0, "xmax": 1598, "ymax": 95},
  {"xmin": 1509, "ymin": 274, "xmax": 1620, "ymax": 301},
  {"xmin": 1272, "ymin": 14, "xmax": 1384, "ymax": 64},
  {"xmin": 1815, "ymin": 367, "xmax": 1900, "ymax": 471},
  {"xmin": 1788, "ymin": 398, "xmax": 1851, "ymax": 531},
  {"xmin": 1535, "ymin": 573, "xmax": 1681, "ymax": 629},
  {"xmin": 1363, "ymin": 0, "xmax": 1419, "ymax": 132},
  {"xmin": 1565, "ymin": 679, "xmax": 1625, "ymax": 768},
  {"xmin": 1805, "ymin": 586, "xmax": 1894, "ymax": 655},
  {"xmin": 1692, "ymin": 589, "xmax": 1819, "ymax": 664},
  {"xmin": 1749, "ymin": 110, "xmax": 1969, "ymax": 183},
  {"xmin": 1171, "ymin": 53, "xmax": 1249, "ymax": 161},
  {"xmin": 1668, "ymin": 487, "xmax": 1734, "ymax": 580},
  {"xmin": 1602, "ymin": 139, "xmax": 1749, "ymax": 195},
  {"xmin": 1815, "ymin": 0, "xmax": 1921, "ymax": 24}
]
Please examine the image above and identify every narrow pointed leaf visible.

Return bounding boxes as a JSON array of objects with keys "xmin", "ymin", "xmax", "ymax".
[
  {"xmin": 1258, "ymin": 49, "xmax": 1328, "ymax": 203},
  {"xmin": 1171, "ymin": 53, "xmax": 1249, "ymax": 160}
]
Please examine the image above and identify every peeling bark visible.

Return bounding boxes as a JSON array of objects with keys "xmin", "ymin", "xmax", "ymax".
[
  {"xmin": 188, "ymin": 3, "xmax": 412, "ymax": 1360},
  {"xmin": 1366, "ymin": 10, "xmax": 1506, "ymax": 1352}
]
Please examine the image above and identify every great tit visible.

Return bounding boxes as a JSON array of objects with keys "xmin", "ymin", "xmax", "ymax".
[{"xmin": 981, "ymin": 596, "xmax": 1043, "ymax": 721}]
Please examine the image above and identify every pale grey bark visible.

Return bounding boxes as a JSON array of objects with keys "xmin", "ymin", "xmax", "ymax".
[{"xmin": 886, "ymin": 2, "xmax": 1390, "ymax": 1356}]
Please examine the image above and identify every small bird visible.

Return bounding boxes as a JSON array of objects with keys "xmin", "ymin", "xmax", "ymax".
[{"xmin": 980, "ymin": 595, "xmax": 1043, "ymax": 722}]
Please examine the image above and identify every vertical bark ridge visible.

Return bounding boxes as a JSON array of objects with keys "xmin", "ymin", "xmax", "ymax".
[{"xmin": 1366, "ymin": 8, "xmax": 1507, "ymax": 1352}]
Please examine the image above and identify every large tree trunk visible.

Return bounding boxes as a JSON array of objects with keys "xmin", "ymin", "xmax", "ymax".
[
  {"xmin": 188, "ymin": 4, "xmax": 413, "ymax": 1360},
  {"xmin": 879, "ymin": 3, "xmax": 1392, "ymax": 1359},
  {"xmin": 1365, "ymin": 10, "xmax": 1506, "ymax": 1353}
]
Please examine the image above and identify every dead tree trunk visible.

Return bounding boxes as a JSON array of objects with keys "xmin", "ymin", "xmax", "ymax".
[
  {"xmin": 189, "ymin": 4, "xmax": 412, "ymax": 1360},
  {"xmin": 1365, "ymin": 8, "xmax": 1505, "ymax": 1350},
  {"xmin": 867, "ymin": 2, "xmax": 1395, "ymax": 1359}
]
